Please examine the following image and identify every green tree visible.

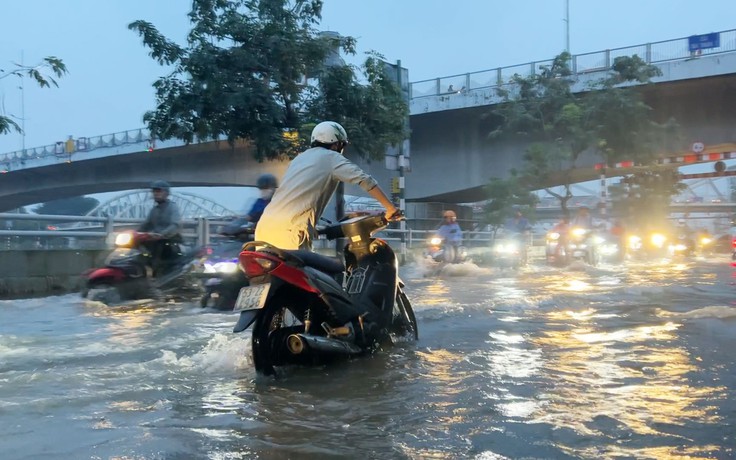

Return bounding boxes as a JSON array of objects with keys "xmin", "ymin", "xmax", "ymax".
[
  {"xmin": 488, "ymin": 52, "xmax": 676, "ymax": 217},
  {"xmin": 0, "ymin": 57, "xmax": 67, "ymax": 135},
  {"xmin": 482, "ymin": 173, "xmax": 539, "ymax": 236},
  {"xmin": 129, "ymin": 0, "xmax": 407, "ymax": 160},
  {"xmin": 609, "ymin": 168, "xmax": 686, "ymax": 230},
  {"xmin": 33, "ymin": 196, "xmax": 100, "ymax": 216}
]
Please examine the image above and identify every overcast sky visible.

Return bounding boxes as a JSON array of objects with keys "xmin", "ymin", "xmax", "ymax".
[{"xmin": 1, "ymin": 0, "xmax": 734, "ymax": 209}]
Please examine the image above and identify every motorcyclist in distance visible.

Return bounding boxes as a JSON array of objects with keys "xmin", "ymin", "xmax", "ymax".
[
  {"xmin": 242, "ymin": 174, "xmax": 278, "ymax": 225},
  {"xmin": 571, "ymin": 206, "xmax": 594, "ymax": 229},
  {"xmin": 254, "ymin": 121, "xmax": 400, "ymax": 250},
  {"xmin": 437, "ymin": 210, "xmax": 463, "ymax": 263},
  {"xmin": 138, "ymin": 180, "xmax": 182, "ymax": 275}
]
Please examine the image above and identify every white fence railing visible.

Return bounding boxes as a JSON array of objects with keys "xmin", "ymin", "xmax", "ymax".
[{"xmin": 0, "ymin": 213, "xmax": 504, "ymax": 252}]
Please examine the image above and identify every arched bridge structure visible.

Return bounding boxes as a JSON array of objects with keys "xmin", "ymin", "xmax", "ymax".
[{"xmin": 85, "ymin": 190, "xmax": 237, "ymax": 220}]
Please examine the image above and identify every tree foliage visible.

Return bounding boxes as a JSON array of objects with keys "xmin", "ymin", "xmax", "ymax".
[
  {"xmin": 608, "ymin": 168, "xmax": 686, "ymax": 229},
  {"xmin": 0, "ymin": 57, "xmax": 67, "ymax": 135},
  {"xmin": 33, "ymin": 196, "xmax": 100, "ymax": 216},
  {"xmin": 130, "ymin": 0, "xmax": 408, "ymax": 160},
  {"xmin": 488, "ymin": 52, "xmax": 678, "ymax": 215},
  {"xmin": 482, "ymin": 173, "xmax": 539, "ymax": 234}
]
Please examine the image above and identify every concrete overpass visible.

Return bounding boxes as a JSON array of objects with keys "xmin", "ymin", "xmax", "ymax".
[
  {"xmin": 2, "ymin": 29, "xmax": 736, "ymax": 209},
  {"xmin": 0, "ymin": 140, "xmax": 289, "ymax": 210}
]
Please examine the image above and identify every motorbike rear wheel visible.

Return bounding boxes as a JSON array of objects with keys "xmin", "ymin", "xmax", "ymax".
[
  {"xmin": 391, "ymin": 290, "xmax": 419, "ymax": 341},
  {"xmin": 251, "ymin": 302, "xmax": 303, "ymax": 376}
]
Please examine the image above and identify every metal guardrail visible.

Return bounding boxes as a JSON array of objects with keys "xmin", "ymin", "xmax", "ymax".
[
  {"xmin": 409, "ymin": 28, "xmax": 736, "ymax": 99},
  {"xmin": 1, "ymin": 128, "xmax": 153, "ymax": 169},
  {"xmin": 0, "ymin": 212, "xmax": 505, "ymax": 251}
]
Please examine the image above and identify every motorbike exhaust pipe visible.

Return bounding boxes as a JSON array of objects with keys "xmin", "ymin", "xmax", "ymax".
[{"xmin": 286, "ymin": 333, "xmax": 362, "ymax": 355}]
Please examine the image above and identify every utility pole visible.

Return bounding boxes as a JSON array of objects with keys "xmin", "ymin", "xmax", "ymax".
[
  {"xmin": 396, "ymin": 59, "xmax": 408, "ymax": 265},
  {"xmin": 564, "ymin": 0, "xmax": 570, "ymax": 53},
  {"xmin": 20, "ymin": 50, "xmax": 26, "ymax": 154}
]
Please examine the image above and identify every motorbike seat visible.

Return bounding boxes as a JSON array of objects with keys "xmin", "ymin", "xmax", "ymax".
[{"xmin": 286, "ymin": 250, "xmax": 345, "ymax": 274}]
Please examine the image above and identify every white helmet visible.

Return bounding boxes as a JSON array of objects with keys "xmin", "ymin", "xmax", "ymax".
[{"xmin": 310, "ymin": 121, "xmax": 349, "ymax": 146}]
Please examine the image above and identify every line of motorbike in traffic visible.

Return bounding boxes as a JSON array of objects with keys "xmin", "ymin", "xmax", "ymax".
[
  {"xmin": 79, "ymin": 213, "xmax": 418, "ymax": 376},
  {"xmin": 423, "ymin": 225, "xmax": 720, "ymax": 272}
]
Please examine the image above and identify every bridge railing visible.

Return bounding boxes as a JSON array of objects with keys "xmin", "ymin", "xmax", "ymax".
[
  {"xmin": 0, "ymin": 213, "xmax": 502, "ymax": 252},
  {"xmin": 410, "ymin": 28, "xmax": 736, "ymax": 99},
  {"xmin": 0, "ymin": 128, "xmax": 153, "ymax": 169}
]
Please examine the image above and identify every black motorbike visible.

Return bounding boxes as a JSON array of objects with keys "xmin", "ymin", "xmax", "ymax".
[
  {"xmin": 492, "ymin": 232, "xmax": 529, "ymax": 269},
  {"xmin": 198, "ymin": 219, "xmax": 253, "ymax": 310},
  {"xmin": 668, "ymin": 232, "xmax": 696, "ymax": 258},
  {"xmin": 231, "ymin": 212, "xmax": 418, "ymax": 376},
  {"xmin": 82, "ymin": 231, "xmax": 202, "ymax": 304}
]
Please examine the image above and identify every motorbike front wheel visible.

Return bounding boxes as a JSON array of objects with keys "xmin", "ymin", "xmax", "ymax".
[{"xmin": 391, "ymin": 290, "xmax": 419, "ymax": 341}]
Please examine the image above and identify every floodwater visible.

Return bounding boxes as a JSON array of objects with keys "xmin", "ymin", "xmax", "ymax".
[{"xmin": 1, "ymin": 256, "xmax": 735, "ymax": 459}]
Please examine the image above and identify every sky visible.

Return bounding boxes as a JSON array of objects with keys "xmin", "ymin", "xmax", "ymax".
[{"xmin": 1, "ymin": 0, "xmax": 735, "ymax": 208}]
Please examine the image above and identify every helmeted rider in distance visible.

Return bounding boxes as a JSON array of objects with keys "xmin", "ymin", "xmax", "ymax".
[
  {"xmin": 137, "ymin": 180, "xmax": 182, "ymax": 275},
  {"xmin": 436, "ymin": 210, "xmax": 463, "ymax": 263}
]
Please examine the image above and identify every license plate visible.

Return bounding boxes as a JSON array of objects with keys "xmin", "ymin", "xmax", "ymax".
[{"xmin": 233, "ymin": 284, "xmax": 270, "ymax": 312}]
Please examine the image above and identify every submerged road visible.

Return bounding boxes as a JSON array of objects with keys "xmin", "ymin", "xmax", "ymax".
[{"xmin": 1, "ymin": 257, "xmax": 735, "ymax": 459}]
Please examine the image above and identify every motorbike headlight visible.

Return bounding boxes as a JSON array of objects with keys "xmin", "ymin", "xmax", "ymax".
[
  {"xmin": 115, "ymin": 232, "xmax": 134, "ymax": 247},
  {"xmin": 600, "ymin": 244, "xmax": 618, "ymax": 255},
  {"xmin": 494, "ymin": 242, "xmax": 518, "ymax": 253},
  {"xmin": 214, "ymin": 261, "xmax": 238, "ymax": 273},
  {"xmin": 429, "ymin": 237, "xmax": 442, "ymax": 246},
  {"xmin": 651, "ymin": 233, "xmax": 667, "ymax": 248},
  {"xmin": 628, "ymin": 235, "xmax": 641, "ymax": 245},
  {"xmin": 571, "ymin": 227, "xmax": 587, "ymax": 238},
  {"xmin": 547, "ymin": 232, "xmax": 560, "ymax": 241},
  {"xmin": 593, "ymin": 236, "xmax": 605, "ymax": 245},
  {"xmin": 673, "ymin": 244, "xmax": 687, "ymax": 252},
  {"xmin": 203, "ymin": 263, "xmax": 216, "ymax": 274},
  {"xmin": 700, "ymin": 237, "xmax": 712, "ymax": 245}
]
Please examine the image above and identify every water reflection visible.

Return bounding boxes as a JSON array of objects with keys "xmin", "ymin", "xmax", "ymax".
[{"xmin": 529, "ymin": 314, "xmax": 725, "ymax": 456}]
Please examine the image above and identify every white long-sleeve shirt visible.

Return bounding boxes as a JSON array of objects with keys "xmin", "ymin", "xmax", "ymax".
[{"xmin": 255, "ymin": 146, "xmax": 379, "ymax": 249}]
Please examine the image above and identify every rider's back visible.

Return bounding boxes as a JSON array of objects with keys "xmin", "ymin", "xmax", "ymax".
[{"xmin": 256, "ymin": 147, "xmax": 377, "ymax": 249}]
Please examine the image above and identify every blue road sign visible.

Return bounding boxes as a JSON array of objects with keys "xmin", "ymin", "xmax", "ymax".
[{"xmin": 688, "ymin": 33, "xmax": 720, "ymax": 51}]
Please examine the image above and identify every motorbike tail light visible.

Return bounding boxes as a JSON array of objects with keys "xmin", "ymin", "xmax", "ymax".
[
  {"xmin": 732, "ymin": 238, "xmax": 736, "ymax": 249},
  {"xmin": 239, "ymin": 251, "xmax": 280, "ymax": 277},
  {"xmin": 196, "ymin": 246, "xmax": 213, "ymax": 258}
]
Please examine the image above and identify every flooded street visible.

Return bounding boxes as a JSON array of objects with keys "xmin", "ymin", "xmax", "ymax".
[{"xmin": 2, "ymin": 257, "xmax": 736, "ymax": 459}]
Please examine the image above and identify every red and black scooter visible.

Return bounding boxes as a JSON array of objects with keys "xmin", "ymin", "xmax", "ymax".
[
  {"xmin": 81, "ymin": 231, "xmax": 201, "ymax": 304},
  {"xmin": 231, "ymin": 212, "xmax": 418, "ymax": 376}
]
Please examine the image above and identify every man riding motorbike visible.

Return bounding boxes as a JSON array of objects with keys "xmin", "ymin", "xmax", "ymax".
[
  {"xmin": 571, "ymin": 206, "xmax": 593, "ymax": 229},
  {"xmin": 255, "ymin": 121, "xmax": 400, "ymax": 250},
  {"xmin": 241, "ymin": 173, "xmax": 278, "ymax": 224},
  {"xmin": 504, "ymin": 210, "xmax": 531, "ymax": 263},
  {"xmin": 436, "ymin": 210, "xmax": 464, "ymax": 263},
  {"xmin": 199, "ymin": 174, "xmax": 278, "ymax": 309},
  {"xmin": 137, "ymin": 180, "xmax": 182, "ymax": 276}
]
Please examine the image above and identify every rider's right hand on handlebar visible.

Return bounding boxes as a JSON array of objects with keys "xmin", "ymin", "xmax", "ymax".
[{"xmin": 386, "ymin": 208, "xmax": 404, "ymax": 222}]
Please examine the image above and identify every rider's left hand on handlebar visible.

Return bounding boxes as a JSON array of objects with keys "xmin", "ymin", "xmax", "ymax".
[{"xmin": 386, "ymin": 208, "xmax": 404, "ymax": 221}]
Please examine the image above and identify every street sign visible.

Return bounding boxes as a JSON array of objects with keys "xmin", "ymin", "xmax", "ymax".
[{"xmin": 688, "ymin": 33, "xmax": 720, "ymax": 52}]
